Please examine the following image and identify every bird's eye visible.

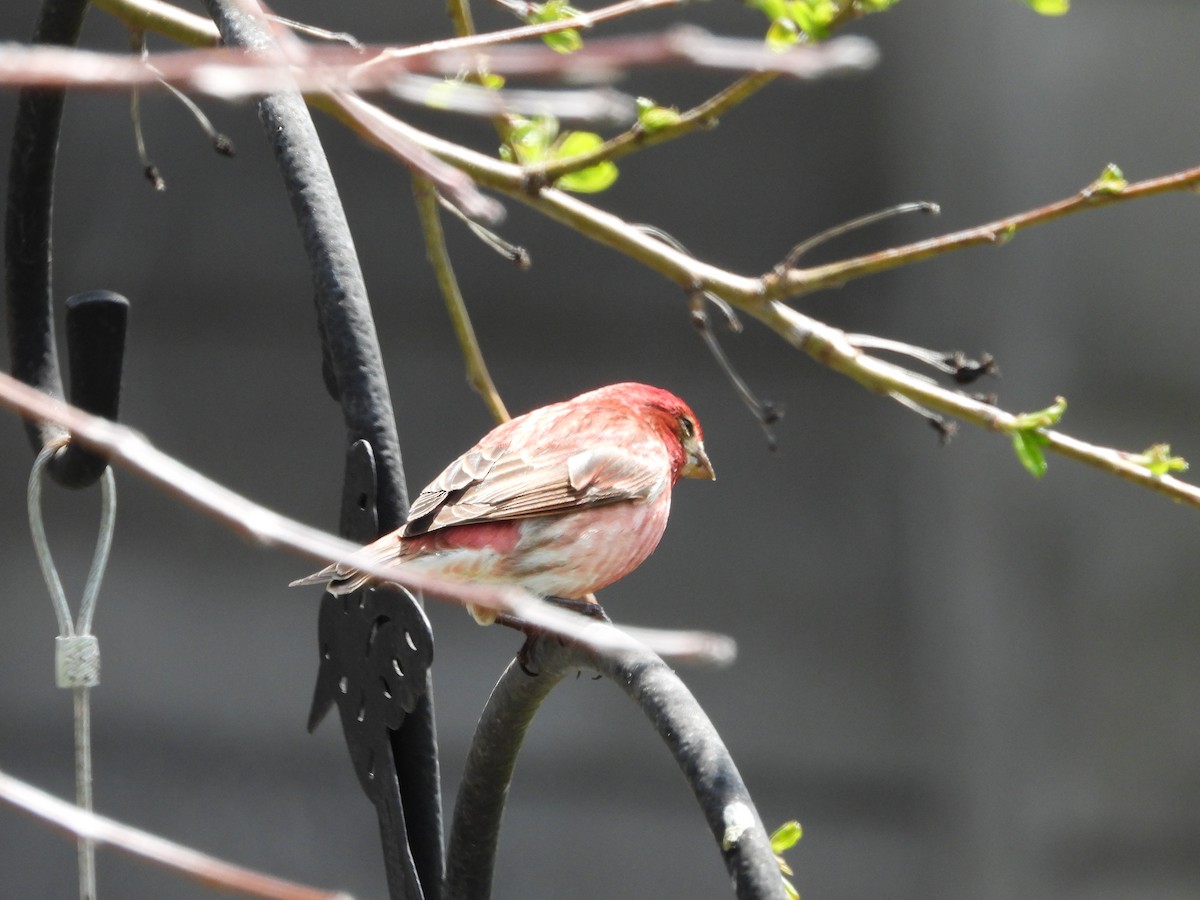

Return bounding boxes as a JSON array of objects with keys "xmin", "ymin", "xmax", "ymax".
[{"xmin": 680, "ymin": 416, "xmax": 696, "ymax": 438}]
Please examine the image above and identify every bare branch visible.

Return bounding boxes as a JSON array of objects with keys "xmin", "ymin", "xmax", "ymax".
[
  {"xmin": 767, "ymin": 164, "xmax": 1200, "ymax": 299},
  {"xmin": 0, "ymin": 768, "xmax": 351, "ymax": 900},
  {"xmin": 360, "ymin": 0, "xmax": 686, "ymax": 66},
  {"xmin": 0, "ymin": 31, "xmax": 879, "ymax": 95},
  {"xmin": 327, "ymin": 91, "xmax": 505, "ymax": 224},
  {"xmin": 531, "ymin": 71, "xmax": 778, "ymax": 184},
  {"xmin": 91, "ymin": 0, "xmax": 221, "ymax": 47},
  {"xmin": 393, "ymin": 27, "xmax": 879, "ymax": 81},
  {"xmin": 388, "ymin": 75, "xmax": 635, "ymax": 124}
]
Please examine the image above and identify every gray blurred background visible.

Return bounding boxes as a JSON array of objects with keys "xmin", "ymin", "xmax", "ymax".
[{"xmin": 3, "ymin": 1, "xmax": 1200, "ymax": 898}]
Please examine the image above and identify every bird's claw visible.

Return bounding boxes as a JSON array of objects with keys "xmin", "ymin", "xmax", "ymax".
[
  {"xmin": 545, "ymin": 596, "xmax": 611, "ymax": 623},
  {"xmin": 497, "ymin": 598, "xmax": 609, "ymax": 676},
  {"xmin": 517, "ymin": 634, "xmax": 540, "ymax": 677}
]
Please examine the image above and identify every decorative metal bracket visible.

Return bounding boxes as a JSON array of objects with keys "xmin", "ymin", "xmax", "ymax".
[{"xmin": 309, "ymin": 441, "xmax": 436, "ymax": 899}]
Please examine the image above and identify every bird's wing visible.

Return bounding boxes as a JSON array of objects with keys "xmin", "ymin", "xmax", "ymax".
[{"xmin": 403, "ymin": 443, "xmax": 668, "ymax": 536}]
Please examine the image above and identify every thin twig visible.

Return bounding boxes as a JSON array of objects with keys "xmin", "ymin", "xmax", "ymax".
[
  {"xmin": 392, "ymin": 27, "xmax": 879, "ymax": 81},
  {"xmin": 92, "ymin": 0, "xmax": 221, "ymax": 46},
  {"xmin": 437, "ymin": 191, "xmax": 531, "ymax": 266},
  {"xmin": 266, "ymin": 14, "xmax": 364, "ymax": 50},
  {"xmin": 776, "ymin": 200, "xmax": 939, "ymax": 271},
  {"xmin": 767, "ymin": 164, "xmax": 1200, "ymax": 299},
  {"xmin": 0, "ymin": 768, "xmax": 352, "ymax": 900},
  {"xmin": 0, "ymin": 30, "xmax": 879, "ymax": 93},
  {"xmin": 532, "ymin": 71, "xmax": 778, "ymax": 184},
  {"xmin": 412, "ymin": 178, "xmax": 512, "ymax": 424},
  {"xmin": 447, "ymin": 0, "xmax": 479, "ymax": 41},
  {"xmin": 327, "ymin": 91, "xmax": 505, "ymax": 224},
  {"xmin": 389, "ymin": 75, "xmax": 635, "ymax": 123},
  {"xmin": 358, "ymin": 0, "xmax": 684, "ymax": 68}
]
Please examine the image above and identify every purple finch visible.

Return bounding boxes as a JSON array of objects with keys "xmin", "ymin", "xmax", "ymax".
[{"xmin": 292, "ymin": 383, "xmax": 714, "ymax": 622}]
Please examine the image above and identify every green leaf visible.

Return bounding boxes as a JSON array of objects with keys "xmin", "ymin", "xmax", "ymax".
[
  {"xmin": 1007, "ymin": 397, "xmax": 1066, "ymax": 478},
  {"xmin": 1090, "ymin": 162, "xmax": 1128, "ymax": 196},
  {"xmin": 769, "ymin": 819, "xmax": 803, "ymax": 899},
  {"xmin": 770, "ymin": 820, "xmax": 804, "ymax": 853},
  {"xmin": 555, "ymin": 160, "xmax": 617, "ymax": 192},
  {"xmin": 480, "ymin": 72, "xmax": 506, "ymax": 90},
  {"xmin": 788, "ymin": 0, "xmax": 839, "ymax": 39},
  {"xmin": 541, "ymin": 26, "xmax": 582, "ymax": 53},
  {"xmin": 526, "ymin": 0, "xmax": 584, "ymax": 53},
  {"xmin": 552, "ymin": 131, "xmax": 618, "ymax": 193},
  {"xmin": 502, "ymin": 116, "xmax": 558, "ymax": 165},
  {"xmin": 1012, "ymin": 430, "xmax": 1050, "ymax": 478},
  {"xmin": 553, "ymin": 129, "xmax": 604, "ymax": 157},
  {"xmin": 765, "ymin": 16, "xmax": 801, "ymax": 50},
  {"xmin": 1021, "ymin": 0, "xmax": 1069, "ymax": 15},
  {"xmin": 636, "ymin": 97, "xmax": 682, "ymax": 133},
  {"xmin": 1129, "ymin": 443, "xmax": 1189, "ymax": 476},
  {"xmin": 750, "ymin": 0, "xmax": 903, "ymax": 50},
  {"xmin": 1010, "ymin": 396, "xmax": 1067, "ymax": 431}
]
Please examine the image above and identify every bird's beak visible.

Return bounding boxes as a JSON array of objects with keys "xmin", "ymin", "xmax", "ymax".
[{"xmin": 681, "ymin": 440, "xmax": 716, "ymax": 481}]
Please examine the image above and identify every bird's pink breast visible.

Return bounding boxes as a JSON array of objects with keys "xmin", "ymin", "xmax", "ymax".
[{"xmin": 396, "ymin": 491, "xmax": 672, "ymax": 599}]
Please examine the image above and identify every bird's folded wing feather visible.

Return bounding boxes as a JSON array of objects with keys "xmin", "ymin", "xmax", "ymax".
[{"xmin": 403, "ymin": 443, "xmax": 666, "ymax": 536}]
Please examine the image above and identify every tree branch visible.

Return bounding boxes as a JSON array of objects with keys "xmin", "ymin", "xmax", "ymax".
[
  {"xmin": 531, "ymin": 71, "xmax": 778, "ymax": 183},
  {"xmin": 91, "ymin": 0, "xmax": 220, "ymax": 46},
  {"xmin": 0, "ymin": 768, "xmax": 351, "ymax": 900},
  {"xmin": 26, "ymin": 0, "xmax": 1200, "ymax": 512},
  {"xmin": 760, "ymin": 302, "xmax": 1200, "ymax": 508},
  {"xmin": 0, "ymin": 29, "xmax": 878, "ymax": 93},
  {"xmin": 766, "ymin": 163, "xmax": 1200, "ymax": 299}
]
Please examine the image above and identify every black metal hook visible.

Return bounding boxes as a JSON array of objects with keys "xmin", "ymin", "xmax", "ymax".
[
  {"xmin": 9, "ymin": 279, "xmax": 129, "ymax": 488},
  {"xmin": 58, "ymin": 291, "xmax": 129, "ymax": 485},
  {"xmin": 6, "ymin": 0, "xmax": 129, "ymax": 488}
]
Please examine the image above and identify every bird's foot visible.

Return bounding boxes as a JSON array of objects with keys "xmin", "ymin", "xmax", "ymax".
[
  {"xmin": 495, "ymin": 598, "xmax": 609, "ymax": 676},
  {"xmin": 544, "ymin": 596, "xmax": 611, "ymax": 623},
  {"xmin": 493, "ymin": 614, "xmax": 545, "ymax": 675},
  {"xmin": 517, "ymin": 634, "xmax": 540, "ymax": 676}
]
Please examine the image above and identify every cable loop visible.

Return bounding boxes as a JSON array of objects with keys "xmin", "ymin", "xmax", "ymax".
[{"xmin": 27, "ymin": 437, "xmax": 117, "ymax": 687}]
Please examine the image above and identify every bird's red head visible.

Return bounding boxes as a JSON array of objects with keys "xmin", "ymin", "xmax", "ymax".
[{"xmin": 585, "ymin": 383, "xmax": 715, "ymax": 482}]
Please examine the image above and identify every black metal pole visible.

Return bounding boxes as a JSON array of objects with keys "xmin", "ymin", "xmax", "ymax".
[
  {"xmin": 202, "ymin": 4, "xmax": 443, "ymax": 898},
  {"xmin": 5, "ymin": 0, "xmax": 130, "ymax": 488}
]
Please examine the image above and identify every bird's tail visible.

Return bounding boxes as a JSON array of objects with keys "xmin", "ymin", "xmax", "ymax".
[
  {"xmin": 288, "ymin": 567, "xmax": 335, "ymax": 588},
  {"xmin": 289, "ymin": 565, "xmax": 370, "ymax": 595}
]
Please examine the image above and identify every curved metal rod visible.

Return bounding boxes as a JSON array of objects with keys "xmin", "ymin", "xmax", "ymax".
[
  {"xmin": 202, "ymin": 4, "xmax": 441, "ymax": 898},
  {"xmin": 5, "ymin": 0, "xmax": 130, "ymax": 488},
  {"xmin": 445, "ymin": 629, "xmax": 784, "ymax": 900}
]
